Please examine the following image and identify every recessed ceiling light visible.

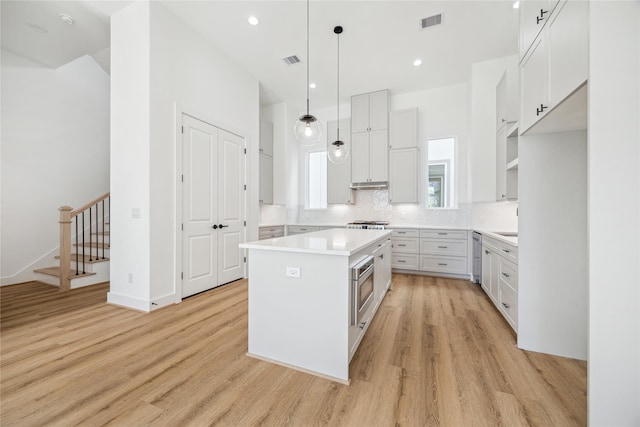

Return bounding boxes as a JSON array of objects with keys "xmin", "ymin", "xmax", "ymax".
[
  {"xmin": 413, "ymin": 59, "xmax": 423, "ymax": 67},
  {"xmin": 309, "ymin": 82, "xmax": 317, "ymax": 89},
  {"xmin": 248, "ymin": 16, "xmax": 260, "ymax": 26},
  {"xmin": 512, "ymin": 1, "xmax": 520, "ymax": 9},
  {"xmin": 59, "ymin": 13, "xmax": 75, "ymax": 25},
  {"xmin": 25, "ymin": 23, "xmax": 48, "ymax": 33}
]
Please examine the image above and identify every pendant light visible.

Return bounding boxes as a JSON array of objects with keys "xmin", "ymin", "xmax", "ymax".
[
  {"xmin": 293, "ymin": 0, "xmax": 323, "ymax": 146},
  {"xmin": 328, "ymin": 25, "xmax": 350, "ymax": 164}
]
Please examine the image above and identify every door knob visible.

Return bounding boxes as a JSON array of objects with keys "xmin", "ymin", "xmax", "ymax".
[
  {"xmin": 212, "ymin": 224, "xmax": 218, "ymax": 229},
  {"xmin": 219, "ymin": 224, "xmax": 229, "ymax": 228}
]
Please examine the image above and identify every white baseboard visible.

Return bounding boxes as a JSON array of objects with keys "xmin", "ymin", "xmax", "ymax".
[
  {"xmin": 107, "ymin": 292, "xmax": 150, "ymax": 312},
  {"xmin": 150, "ymin": 292, "xmax": 179, "ymax": 310}
]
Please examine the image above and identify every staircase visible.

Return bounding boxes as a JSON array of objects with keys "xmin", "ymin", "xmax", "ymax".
[{"xmin": 34, "ymin": 193, "xmax": 110, "ymax": 291}]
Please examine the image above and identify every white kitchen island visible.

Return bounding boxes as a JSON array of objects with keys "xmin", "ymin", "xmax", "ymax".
[{"xmin": 240, "ymin": 228, "xmax": 392, "ymax": 384}]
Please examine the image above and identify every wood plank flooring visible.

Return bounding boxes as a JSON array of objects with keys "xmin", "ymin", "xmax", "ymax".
[{"xmin": 0, "ymin": 275, "xmax": 587, "ymax": 426}]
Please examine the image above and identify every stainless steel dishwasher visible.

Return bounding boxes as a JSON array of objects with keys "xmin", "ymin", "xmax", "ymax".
[{"xmin": 472, "ymin": 232, "xmax": 482, "ymax": 284}]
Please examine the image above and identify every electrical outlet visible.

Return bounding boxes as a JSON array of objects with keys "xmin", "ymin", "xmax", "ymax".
[{"xmin": 286, "ymin": 267, "xmax": 300, "ymax": 278}]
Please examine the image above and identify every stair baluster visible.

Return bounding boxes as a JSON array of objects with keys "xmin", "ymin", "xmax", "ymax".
[{"xmin": 89, "ymin": 206, "xmax": 93, "ymax": 261}]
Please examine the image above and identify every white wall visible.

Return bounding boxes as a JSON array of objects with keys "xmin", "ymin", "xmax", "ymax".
[
  {"xmin": 109, "ymin": 1, "xmax": 259, "ymax": 310},
  {"xmin": 518, "ymin": 130, "xmax": 588, "ymax": 360},
  {"xmin": 1, "ymin": 49, "xmax": 110, "ymax": 285},
  {"xmin": 588, "ymin": 2, "xmax": 640, "ymax": 424}
]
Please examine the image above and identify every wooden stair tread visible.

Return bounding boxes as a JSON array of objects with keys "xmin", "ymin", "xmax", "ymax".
[
  {"xmin": 73, "ymin": 242, "xmax": 110, "ymax": 249},
  {"xmin": 34, "ymin": 267, "xmax": 96, "ymax": 279},
  {"xmin": 55, "ymin": 254, "xmax": 110, "ymax": 263}
]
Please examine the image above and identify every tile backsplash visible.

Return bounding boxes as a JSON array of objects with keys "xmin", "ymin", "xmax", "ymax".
[{"xmin": 260, "ymin": 190, "xmax": 518, "ymax": 231}]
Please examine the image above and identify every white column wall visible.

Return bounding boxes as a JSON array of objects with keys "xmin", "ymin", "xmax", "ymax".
[
  {"xmin": 108, "ymin": 1, "xmax": 151, "ymax": 310},
  {"xmin": 588, "ymin": 2, "xmax": 640, "ymax": 424}
]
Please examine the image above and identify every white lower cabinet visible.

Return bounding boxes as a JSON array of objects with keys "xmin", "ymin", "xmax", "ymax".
[
  {"xmin": 374, "ymin": 238, "xmax": 392, "ymax": 303},
  {"xmin": 389, "ymin": 228, "xmax": 468, "ymax": 277},
  {"xmin": 286, "ymin": 225, "xmax": 319, "ymax": 235},
  {"xmin": 258, "ymin": 225, "xmax": 285, "ymax": 240},
  {"xmin": 482, "ymin": 235, "xmax": 518, "ymax": 332}
]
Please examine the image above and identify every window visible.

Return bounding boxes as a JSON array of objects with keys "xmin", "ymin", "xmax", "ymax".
[
  {"xmin": 306, "ymin": 150, "xmax": 327, "ymax": 209},
  {"xmin": 426, "ymin": 137, "xmax": 455, "ymax": 208}
]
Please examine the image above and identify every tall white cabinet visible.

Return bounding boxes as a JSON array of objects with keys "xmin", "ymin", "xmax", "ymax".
[
  {"xmin": 389, "ymin": 108, "xmax": 419, "ymax": 204},
  {"xmin": 327, "ymin": 119, "xmax": 354, "ymax": 205},
  {"xmin": 351, "ymin": 90, "xmax": 389, "ymax": 184},
  {"xmin": 259, "ymin": 120, "xmax": 274, "ymax": 204}
]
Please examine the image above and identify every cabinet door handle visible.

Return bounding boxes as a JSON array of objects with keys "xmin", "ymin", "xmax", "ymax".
[
  {"xmin": 502, "ymin": 302, "xmax": 511, "ymax": 309},
  {"xmin": 438, "ymin": 246, "xmax": 448, "ymax": 249},
  {"xmin": 536, "ymin": 104, "xmax": 549, "ymax": 116},
  {"xmin": 398, "ymin": 259, "xmax": 406, "ymax": 263},
  {"xmin": 485, "ymin": 250, "xmax": 490, "ymax": 254},
  {"xmin": 379, "ymin": 254, "xmax": 384, "ymax": 259},
  {"xmin": 359, "ymin": 321, "xmax": 367, "ymax": 329},
  {"xmin": 502, "ymin": 272, "xmax": 510, "ymax": 278},
  {"xmin": 536, "ymin": 9, "xmax": 548, "ymax": 24},
  {"xmin": 438, "ymin": 232, "xmax": 448, "ymax": 235},
  {"xmin": 502, "ymin": 249, "xmax": 511, "ymax": 253},
  {"xmin": 438, "ymin": 263, "xmax": 448, "ymax": 266},
  {"xmin": 398, "ymin": 244, "xmax": 407, "ymax": 247}
]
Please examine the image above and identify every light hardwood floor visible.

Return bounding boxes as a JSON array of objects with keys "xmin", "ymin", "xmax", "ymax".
[{"xmin": 1, "ymin": 275, "xmax": 586, "ymax": 426}]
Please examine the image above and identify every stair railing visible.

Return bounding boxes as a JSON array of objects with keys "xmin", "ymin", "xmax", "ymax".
[{"xmin": 58, "ymin": 192, "xmax": 110, "ymax": 291}]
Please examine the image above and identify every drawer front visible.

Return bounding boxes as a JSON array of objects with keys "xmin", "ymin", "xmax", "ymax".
[
  {"xmin": 392, "ymin": 237, "xmax": 419, "ymax": 253},
  {"xmin": 287, "ymin": 225, "xmax": 318, "ymax": 235},
  {"xmin": 498, "ymin": 258, "xmax": 518, "ymax": 290},
  {"xmin": 390, "ymin": 228, "xmax": 420, "ymax": 238},
  {"xmin": 420, "ymin": 229, "xmax": 467, "ymax": 240},
  {"xmin": 498, "ymin": 243, "xmax": 518, "ymax": 264},
  {"xmin": 392, "ymin": 254, "xmax": 419, "ymax": 270},
  {"xmin": 499, "ymin": 282, "xmax": 518, "ymax": 331},
  {"xmin": 420, "ymin": 255, "xmax": 467, "ymax": 274},
  {"xmin": 420, "ymin": 239, "xmax": 467, "ymax": 257}
]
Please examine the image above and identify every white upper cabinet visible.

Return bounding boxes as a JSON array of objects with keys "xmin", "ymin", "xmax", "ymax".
[
  {"xmin": 389, "ymin": 108, "xmax": 418, "ymax": 149},
  {"xmin": 351, "ymin": 90, "xmax": 390, "ymax": 184},
  {"xmin": 520, "ymin": 0, "xmax": 588, "ymax": 134},
  {"xmin": 519, "ymin": 0, "xmax": 560, "ymax": 61},
  {"xmin": 327, "ymin": 119, "xmax": 354, "ymax": 205},
  {"xmin": 259, "ymin": 120, "xmax": 273, "ymax": 157},
  {"xmin": 547, "ymin": 0, "xmax": 588, "ymax": 106},
  {"xmin": 389, "ymin": 148, "xmax": 418, "ymax": 204},
  {"xmin": 259, "ymin": 153, "xmax": 273, "ymax": 204}
]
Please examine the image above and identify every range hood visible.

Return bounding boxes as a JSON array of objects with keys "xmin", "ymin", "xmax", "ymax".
[{"xmin": 349, "ymin": 181, "xmax": 388, "ymax": 190}]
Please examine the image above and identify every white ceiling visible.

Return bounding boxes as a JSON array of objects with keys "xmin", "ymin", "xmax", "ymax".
[{"xmin": 1, "ymin": 1, "xmax": 519, "ymax": 111}]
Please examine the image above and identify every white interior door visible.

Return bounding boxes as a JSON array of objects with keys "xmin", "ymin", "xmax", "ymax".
[
  {"xmin": 217, "ymin": 130, "xmax": 245, "ymax": 285},
  {"xmin": 182, "ymin": 115, "xmax": 219, "ymax": 297}
]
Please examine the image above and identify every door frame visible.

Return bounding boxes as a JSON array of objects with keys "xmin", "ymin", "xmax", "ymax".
[{"xmin": 174, "ymin": 104, "xmax": 248, "ymax": 301}]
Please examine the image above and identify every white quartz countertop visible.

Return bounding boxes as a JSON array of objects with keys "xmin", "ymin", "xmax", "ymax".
[
  {"xmin": 240, "ymin": 228, "xmax": 392, "ymax": 256},
  {"xmin": 476, "ymin": 229, "xmax": 518, "ymax": 247}
]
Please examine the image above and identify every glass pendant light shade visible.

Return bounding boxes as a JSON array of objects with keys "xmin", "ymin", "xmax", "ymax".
[
  {"xmin": 294, "ymin": 114, "xmax": 323, "ymax": 146},
  {"xmin": 328, "ymin": 139, "xmax": 350, "ymax": 164}
]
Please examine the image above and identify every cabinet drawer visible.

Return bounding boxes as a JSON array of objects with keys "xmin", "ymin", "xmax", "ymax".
[
  {"xmin": 499, "ymin": 282, "xmax": 518, "ymax": 332},
  {"xmin": 390, "ymin": 228, "xmax": 419, "ymax": 238},
  {"xmin": 392, "ymin": 254, "xmax": 419, "ymax": 270},
  {"xmin": 420, "ymin": 229, "xmax": 467, "ymax": 240},
  {"xmin": 391, "ymin": 237, "xmax": 419, "ymax": 254},
  {"xmin": 420, "ymin": 239, "xmax": 467, "ymax": 257},
  {"xmin": 259, "ymin": 226, "xmax": 285, "ymax": 240},
  {"xmin": 499, "ymin": 258, "xmax": 518, "ymax": 290},
  {"xmin": 287, "ymin": 225, "xmax": 318, "ymax": 235},
  {"xmin": 420, "ymin": 256, "xmax": 467, "ymax": 274},
  {"xmin": 498, "ymin": 243, "xmax": 518, "ymax": 264}
]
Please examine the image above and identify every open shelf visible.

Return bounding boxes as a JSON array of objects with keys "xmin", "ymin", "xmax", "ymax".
[{"xmin": 507, "ymin": 158, "xmax": 519, "ymax": 171}]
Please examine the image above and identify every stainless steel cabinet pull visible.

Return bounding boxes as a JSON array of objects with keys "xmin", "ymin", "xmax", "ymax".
[
  {"xmin": 502, "ymin": 272, "xmax": 510, "ymax": 278},
  {"xmin": 502, "ymin": 249, "xmax": 510, "ymax": 253},
  {"xmin": 438, "ymin": 263, "xmax": 448, "ymax": 266},
  {"xmin": 398, "ymin": 244, "xmax": 406, "ymax": 247},
  {"xmin": 502, "ymin": 302, "xmax": 510, "ymax": 309},
  {"xmin": 398, "ymin": 260, "xmax": 406, "ymax": 263},
  {"xmin": 438, "ymin": 246, "xmax": 448, "ymax": 249},
  {"xmin": 438, "ymin": 232, "xmax": 447, "ymax": 235}
]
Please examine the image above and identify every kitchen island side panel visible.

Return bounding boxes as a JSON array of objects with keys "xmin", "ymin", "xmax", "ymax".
[{"xmin": 247, "ymin": 249, "xmax": 351, "ymax": 381}]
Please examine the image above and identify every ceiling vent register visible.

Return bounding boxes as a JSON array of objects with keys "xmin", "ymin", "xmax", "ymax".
[
  {"xmin": 421, "ymin": 14, "xmax": 443, "ymax": 30},
  {"xmin": 282, "ymin": 55, "xmax": 301, "ymax": 65}
]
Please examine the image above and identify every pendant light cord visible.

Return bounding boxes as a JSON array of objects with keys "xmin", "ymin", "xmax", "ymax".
[
  {"xmin": 306, "ymin": 0, "xmax": 310, "ymax": 116},
  {"xmin": 336, "ymin": 29, "xmax": 340, "ymax": 141}
]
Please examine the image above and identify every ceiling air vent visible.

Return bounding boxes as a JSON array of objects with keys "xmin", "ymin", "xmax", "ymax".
[
  {"xmin": 282, "ymin": 55, "xmax": 301, "ymax": 65},
  {"xmin": 420, "ymin": 13, "xmax": 442, "ymax": 30}
]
